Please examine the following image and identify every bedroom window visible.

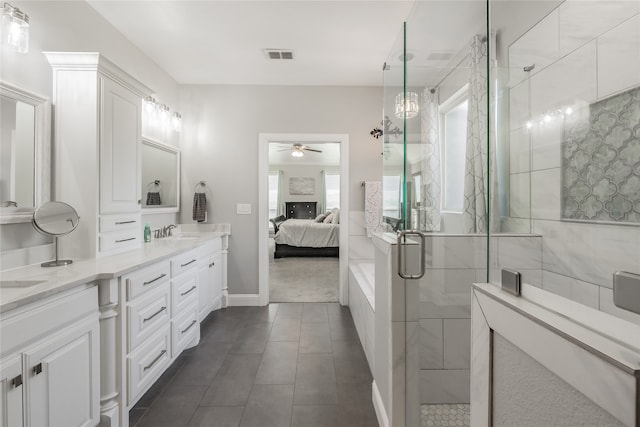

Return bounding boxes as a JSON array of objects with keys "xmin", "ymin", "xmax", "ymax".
[
  {"xmin": 268, "ymin": 171, "xmax": 279, "ymax": 223},
  {"xmin": 324, "ymin": 172, "xmax": 340, "ymax": 211},
  {"xmin": 440, "ymin": 85, "xmax": 468, "ymax": 212}
]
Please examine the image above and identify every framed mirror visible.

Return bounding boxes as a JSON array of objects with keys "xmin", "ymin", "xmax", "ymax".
[
  {"xmin": 141, "ymin": 137, "xmax": 180, "ymax": 213},
  {"xmin": 0, "ymin": 81, "xmax": 51, "ymax": 224}
]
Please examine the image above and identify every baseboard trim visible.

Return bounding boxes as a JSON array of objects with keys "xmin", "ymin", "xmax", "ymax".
[
  {"xmin": 227, "ymin": 293, "xmax": 262, "ymax": 306},
  {"xmin": 372, "ymin": 380, "xmax": 389, "ymax": 427}
]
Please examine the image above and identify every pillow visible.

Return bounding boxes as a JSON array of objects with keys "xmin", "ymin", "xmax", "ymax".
[
  {"xmin": 315, "ymin": 213, "xmax": 327, "ymax": 222},
  {"xmin": 323, "ymin": 213, "xmax": 334, "ymax": 223},
  {"xmin": 331, "ymin": 208, "xmax": 340, "ymax": 224}
]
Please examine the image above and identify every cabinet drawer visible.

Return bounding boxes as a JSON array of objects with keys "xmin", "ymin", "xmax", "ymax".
[
  {"xmin": 125, "ymin": 261, "xmax": 171, "ymax": 300},
  {"xmin": 127, "ymin": 324, "xmax": 171, "ymax": 406},
  {"xmin": 99, "ymin": 214, "xmax": 140, "ymax": 233},
  {"xmin": 171, "ymin": 302, "xmax": 199, "ymax": 357},
  {"xmin": 100, "ymin": 230, "xmax": 140, "ymax": 253},
  {"xmin": 128, "ymin": 283, "xmax": 171, "ymax": 352},
  {"xmin": 171, "ymin": 272, "xmax": 198, "ymax": 316},
  {"xmin": 170, "ymin": 249, "xmax": 199, "ymax": 277}
]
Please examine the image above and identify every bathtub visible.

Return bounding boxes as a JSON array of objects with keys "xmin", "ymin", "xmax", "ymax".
[{"xmin": 348, "ymin": 262, "xmax": 375, "ymax": 370}]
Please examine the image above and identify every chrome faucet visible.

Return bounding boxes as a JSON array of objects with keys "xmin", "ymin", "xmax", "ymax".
[{"xmin": 162, "ymin": 224, "xmax": 177, "ymax": 237}]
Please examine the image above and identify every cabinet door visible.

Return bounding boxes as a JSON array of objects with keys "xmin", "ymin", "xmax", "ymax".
[
  {"xmin": 210, "ymin": 253, "xmax": 223, "ymax": 311},
  {"xmin": 26, "ymin": 319, "xmax": 99, "ymax": 427},
  {"xmin": 100, "ymin": 76, "xmax": 142, "ymax": 214},
  {"xmin": 197, "ymin": 264, "xmax": 210, "ymax": 321},
  {"xmin": 0, "ymin": 355, "xmax": 23, "ymax": 427}
]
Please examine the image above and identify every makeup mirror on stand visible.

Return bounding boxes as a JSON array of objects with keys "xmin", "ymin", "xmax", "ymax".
[{"xmin": 32, "ymin": 201, "xmax": 79, "ymax": 267}]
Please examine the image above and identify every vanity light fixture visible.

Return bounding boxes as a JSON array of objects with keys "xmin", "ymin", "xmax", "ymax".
[
  {"xmin": 2, "ymin": 2, "xmax": 29, "ymax": 53},
  {"xmin": 144, "ymin": 96, "xmax": 156, "ymax": 113},
  {"xmin": 171, "ymin": 112, "xmax": 182, "ymax": 132},
  {"xmin": 158, "ymin": 104, "xmax": 170, "ymax": 122},
  {"xmin": 395, "ymin": 91, "xmax": 419, "ymax": 119}
]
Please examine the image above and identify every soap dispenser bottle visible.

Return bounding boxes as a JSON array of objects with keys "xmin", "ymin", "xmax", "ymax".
[{"xmin": 144, "ymin": 223, "xmax": 151, "ymax": 242}]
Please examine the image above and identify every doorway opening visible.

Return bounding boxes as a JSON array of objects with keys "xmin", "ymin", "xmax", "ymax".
[{"xmin": 258, "ymin": 133, "xmax": 350, "ymax": 306}]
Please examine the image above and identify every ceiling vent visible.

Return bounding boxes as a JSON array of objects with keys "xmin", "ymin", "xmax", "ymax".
[
  {"xmin": 264, "ymin": 49, "xmax": 295, "ymax": 60},
  {"xmin": 427, "ymin": 51, "xmax": 455, "ymax": 61}
]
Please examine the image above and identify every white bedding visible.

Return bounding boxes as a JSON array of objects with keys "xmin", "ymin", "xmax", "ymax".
[{"xmin": 274, "ymin": 219, "xmax": 339, "ymax": 248}]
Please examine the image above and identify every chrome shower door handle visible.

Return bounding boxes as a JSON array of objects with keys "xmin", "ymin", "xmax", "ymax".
[{"xmin": 397, "ymin": 230, "xmax": 426, "ymax": 279}]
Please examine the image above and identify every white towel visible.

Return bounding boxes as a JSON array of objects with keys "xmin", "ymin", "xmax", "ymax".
[{"xmin": 364, "ymin": 181, "xmax": 383, "ymax": 237}]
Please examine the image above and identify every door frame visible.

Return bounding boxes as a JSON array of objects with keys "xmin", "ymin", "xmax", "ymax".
[{"xmin": 258, "ymin": 133, "xmax": 350, "ymax": 306}]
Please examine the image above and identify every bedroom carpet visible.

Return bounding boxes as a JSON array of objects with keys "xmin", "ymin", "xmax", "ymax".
[{"xmin": 269, "ymin": 238, "xmax": 339, "ymax": 303}]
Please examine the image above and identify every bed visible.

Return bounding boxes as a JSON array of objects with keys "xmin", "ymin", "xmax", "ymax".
[{"xmin": 274, "ymin": 218, "xmax": 339, "ymax": 258}]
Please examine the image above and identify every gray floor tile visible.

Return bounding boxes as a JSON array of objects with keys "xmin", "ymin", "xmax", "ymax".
[
  {"xmin": 293, "ymin": 381, "xmax": 339, "ymax": 405},
  {"xmin": 200, "ymin": 354, "xmax": 262, "ymax": 406},
  {"xmin": 295, "ymin": 353, "xmax": 336, "ymax": 384},
  {"xmin": 269, "ymin": 316, "xmax": 301, "ymax": 341},
  {"xmin": 244, "ymin": 304, "xmax": 280, "ymax": 323},
  {"xmin": 172, "ymin": 341, "xmax": 232, "ymax": 386},
  {"xmin": 255, "ymin": 341, "xmax": 299, "ymax": 385},
  {"xmin": 302, "ymin": 303, "xmax": 329, "ymax": 323},
  {"xmin": 136, "ymin": 385, "xmax": 207, "ymax": 427},
  {"xmin": 239, "ymin": 384, "xmax": 294, "ymax": 427},
  {"xmin": 231, "ymin": 322, "xmax": 272, "ymax": 353},
  {"xmin": 276, "ymin": 303, "xmax": 303, "ymax": 317},
  {"xmin": 187, "ymin": 406, "xmax": 244, "ymax": 427},
  {"xmin": 328, "ymin": 314, "xmax": 358, "ymax": 341},
  {"xmin": 129, "ymin": 408, "xmax": 147, "ymax": 427},
  {"xmin": 291, "ymin": 405, "xmax": 341, "ymax": 427},
  {"xmin": 339, "ymin": 401, "xmax": 379, "ymax": 427},
  {"xmin": 326, "ymin": 302, "xmax": 345, "ymax": 314},
  {"xmin": 299, "ymin": 322, "xmax": 332, "ymax": 354}
]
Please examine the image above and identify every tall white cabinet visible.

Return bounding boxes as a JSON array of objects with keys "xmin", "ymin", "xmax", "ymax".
[{"xmin": 45, "ymin": 52, "xmax": 151, "ymax": 258}]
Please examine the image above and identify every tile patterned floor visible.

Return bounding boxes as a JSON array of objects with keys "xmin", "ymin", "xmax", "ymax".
[
  {"xmin": 421, "ymin": 404, "xmax": 470, "ymax": 427},
  {"xmin": 130, "ymin": 303, "xmax": 379, "ymax": 427}
]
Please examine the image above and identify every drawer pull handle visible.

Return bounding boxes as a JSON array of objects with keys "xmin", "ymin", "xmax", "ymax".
[
  {"xmin": 10, "ymin": 374, "xmax": 22, "ymax": 388},
  {"xmin": 181, "ymin": 320, "xmax": 197, "ymax": 335},
  {"xmin": 209, "ymin": 262, "xmax": 215, "ymax": 268},
  {"xmin": 143, "ymin": 306, "xmax": 166, "ymax": 322},
  {"xmin": 115, "ymin": 220, "xmax": 136, "ymax": 225},
  {"xmin": 32, "ymin": 363, "xmax": 42, "ymax": 376},
  {"xmin": 143, "ymin": 350, "xmax": 167, "ymax": 371},
  {"xmin": 181, "ymin": 259, "xmax": 196, "ymax": 267},
  {"xmin": 143, "ymin": 274, "xmax": 167, "ymax": 286},
  {"xmin": 180, "ymin": 286, "xmax": 197, "ymax": 297},
  {"xmin": 116, "ymin": 237, "xmax": 136, "ymax": 243}
]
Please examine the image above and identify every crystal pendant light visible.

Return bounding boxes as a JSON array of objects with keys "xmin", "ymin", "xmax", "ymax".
[{"xmin": 395, "ymin": 91, "xmax": 419, "ymax": 119}]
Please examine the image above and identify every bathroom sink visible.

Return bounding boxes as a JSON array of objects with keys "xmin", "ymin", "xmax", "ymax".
[{"xmin": 0, "ymin": 280, "xmax": 47, "ymax": 288}]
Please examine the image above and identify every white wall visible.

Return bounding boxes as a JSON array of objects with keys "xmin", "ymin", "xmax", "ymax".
[
  {"xmin": 179, "ymin": 85, "xmax": 382, "ymax": 294},
  {"xmin": 0, "ymin": 1, "xmax": 181, "ymax": 255}
]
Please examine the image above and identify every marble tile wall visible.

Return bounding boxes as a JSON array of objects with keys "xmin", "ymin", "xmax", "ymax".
[{"xmin": 506, "ymin": 2, "xmax": 640, "ymax": 323}]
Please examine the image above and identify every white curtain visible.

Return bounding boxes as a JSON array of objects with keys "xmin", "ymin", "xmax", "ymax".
[
  {"xmin": 320, "ymin": 170, "xmax": 326, "ymax": 214},
  {"xmin": 277, "ymin": 170, "xmax": 284, "ymax": 216},
  {"xmin": 462, "ymin": 34, "xmax": 499, "ymax": 233},
  {"xmin": 418, "ymin": 87, "xmax": 442, "ymax": 231}
]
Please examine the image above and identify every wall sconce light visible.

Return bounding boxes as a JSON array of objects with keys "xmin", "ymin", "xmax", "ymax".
[
  {"xmin": 171, "ymin": 112, "xmax": 182, "ymax": 132},
  {"xmin": 144, "ymin": 96, "xmax": 156, "ymax": 113},
  {"xmin": 158, "ymin": 104, "xmax": 170, "ymax": 122},
  {"xmin": 395, "ymin": 91, "xmax": 419, "ymax": 119},
  {"xmin": 2, "ymin": 2, "xmax": 29, "ymax": 53}
]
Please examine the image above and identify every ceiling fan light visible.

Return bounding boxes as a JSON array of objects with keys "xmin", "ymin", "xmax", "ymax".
[{"xmin": 291, "ymin": 149, "xmax": 304, "ymax": 158}]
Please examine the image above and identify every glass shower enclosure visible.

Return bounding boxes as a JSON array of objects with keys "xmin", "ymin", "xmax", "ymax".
[{"xmin": 384, "ymin": 0, "xmax": 640, "ymax": 426}]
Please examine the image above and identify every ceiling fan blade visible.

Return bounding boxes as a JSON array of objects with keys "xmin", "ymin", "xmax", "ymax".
[
  {"xmin": 277, "ymin": 148, "xmax": 291, "ymax": 152},
  {"xmin": 303, "ymin": 148, "xmax": 323, "ymax": 153}
]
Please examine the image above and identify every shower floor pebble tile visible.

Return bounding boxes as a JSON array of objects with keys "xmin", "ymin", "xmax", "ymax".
[{"xmin": 421, "ymin": 404, "xmax": 470, "ymax": 427}]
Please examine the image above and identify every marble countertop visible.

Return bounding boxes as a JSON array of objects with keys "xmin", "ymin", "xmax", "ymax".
[{"xmin": 0, "ymin": 228, "xmax": 229, "ymax": 313}]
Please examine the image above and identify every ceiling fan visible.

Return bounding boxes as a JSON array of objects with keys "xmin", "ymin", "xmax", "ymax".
[{"xmin": 276, "ymin": 143, "xmax": 323, "ymax": 158}]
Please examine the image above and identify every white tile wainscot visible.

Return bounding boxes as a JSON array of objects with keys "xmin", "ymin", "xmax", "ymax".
[
  {"xmin": 471, "ymin": 282, "xmax": 640, "ymax": 426},
  {"xmin": 0, "ymin": 226, "xmax": 230, "ymax": 427}
]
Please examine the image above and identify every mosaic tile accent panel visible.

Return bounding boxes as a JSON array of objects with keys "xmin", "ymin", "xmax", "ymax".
[
  {"xmin": 562, "ymin": 86, "xmax": 640, "ymax": 224},
  {"xmin": 421, "ymin": 404, "xmax": 470, "ymax": 427}
]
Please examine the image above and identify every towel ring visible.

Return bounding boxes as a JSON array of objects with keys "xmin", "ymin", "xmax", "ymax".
[
  {"xmin": 147, "ymin": 180, "xmax": 162, "ymax": 191},
  {"xmin": 194, "ymin": 181, "xmax": 207, "ymax": 194}
]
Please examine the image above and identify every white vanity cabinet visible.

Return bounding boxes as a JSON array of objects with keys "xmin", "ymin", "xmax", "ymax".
[
  {"xmin": 169, "ymin": 249, "xmax": 200, "ymax": 356},
  {"xmin": 45, "ymin": 52, "xmax": 152, "ymax": 259},
  {"xmin": 0, "ymin": 285, "xmax": 100, "ymax": 427},
  {"xmin": 196, "ymin": 237, "xmax": 223, "ymax": 321}
]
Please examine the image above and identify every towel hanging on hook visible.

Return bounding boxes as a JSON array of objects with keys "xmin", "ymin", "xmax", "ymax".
[
  {"xmin": 193, "ymin": 181, "xmax": 208, "ymax": 222},
  {"xmin": 146, "ymin": 180, "xmax": 162, "ymax": 206}
]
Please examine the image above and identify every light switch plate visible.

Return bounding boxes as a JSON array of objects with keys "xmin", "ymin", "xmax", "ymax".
[
  {"xmin": 613, "ymin": 271, "xmax": 640, "ymax": 315},
  {"xmin": 236, "ymin": 203, "xmax": 251, "ymax": 215}
]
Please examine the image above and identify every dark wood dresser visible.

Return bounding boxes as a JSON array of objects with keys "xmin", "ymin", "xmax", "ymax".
[{"xmin": 285, "ymin": 202, "xmax": 317, "ymax": 219}]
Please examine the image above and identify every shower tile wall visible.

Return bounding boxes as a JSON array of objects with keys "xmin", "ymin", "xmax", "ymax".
[
  {"xmin": 418, "ymin": 234, "xmax": 542, "ymax": 403},
  {"xmin": 506, "ymin": 1, "xmax": 640, "ymax": 325}
]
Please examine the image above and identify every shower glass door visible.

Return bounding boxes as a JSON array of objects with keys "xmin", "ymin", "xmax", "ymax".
[{"xmin": 382, "ymin": 2, "xmax": 490, "ymax": 426}]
